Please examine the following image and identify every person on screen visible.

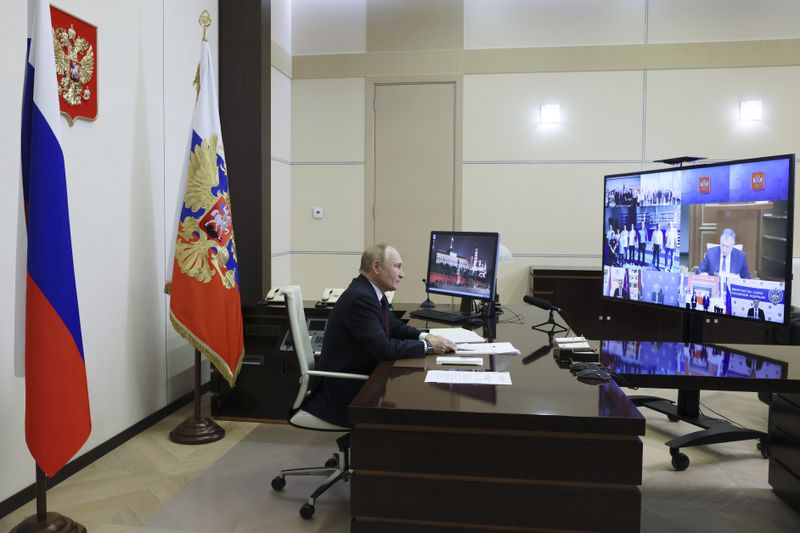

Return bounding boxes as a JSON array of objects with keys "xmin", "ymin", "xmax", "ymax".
[
  {"xmin": 664, "ymin": 221, "xmax": 678, "ymax": 271},
  {"xmin": 691, "ymin": 291, "xmax": 697, "ymax": 310},
  {"xmin": 747, "ymin": 298, "xmax": 766, "ymax": 320},
  {"xmin": 651, "ymin": 224, "xmax": 663, "ymax": 270},
  {"xmin": 613, "ymin": 280, "xmax": 628, "ymax": 299},
  {"xmin": 300, "ymin": 243, "xmax": 456, "ymax": 427},
  {"xmin": 604, "ymin": 224, "xmax": 616, "ymax": 265},
  {"xmin": 636, "ymin": 222, "xmax": 647, "ymax": 265},
  {"xmin": 696, "ymin": 228, "xmax": 751, "ymax": 279},
  {"xmin": 619, "ymin": 226, "xmax": 629, "ymax": 265},
  {"xmin": 651, "ymin": 284, "xmax": 664, "ymax": 304},
  {"xmin": 627, "ymin": 225, "xmax": 637, "ymax": 263}
]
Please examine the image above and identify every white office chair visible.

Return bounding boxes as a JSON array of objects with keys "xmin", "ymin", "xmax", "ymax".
[{"xmin": 270, "ymin": 285, "xmax": 368, "ymax": 520}]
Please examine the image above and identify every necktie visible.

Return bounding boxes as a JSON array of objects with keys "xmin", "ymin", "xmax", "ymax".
[
  {"xmin": 722, "ymin": 255, "xmax": 727, "ymax": 274},
  {"xmin": 380, "ymin": 296, "xmax": 390, "ymax": 335}
]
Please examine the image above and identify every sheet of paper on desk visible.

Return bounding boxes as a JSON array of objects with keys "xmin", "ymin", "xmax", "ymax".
[
  {"xmin": 455, "ymin": 342, "xmax": 521, "ymax": 355},
  {"xmin": 428, "ymin": 328, "xmax": 486, "ymax": 343},
  {"xmin": 425, "ymin": 370, "xmax": 512, "ymax": 385},
  {"xmin": 436, "ymin": 356, "xmax": 483, "ymax": 366}
]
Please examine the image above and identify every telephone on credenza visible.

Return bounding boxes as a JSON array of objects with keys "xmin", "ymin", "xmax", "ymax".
[
  {"xmin": 315, "ymin": 288, "xmax": 393, "ymax": 307},
  {"xmin": 316, "ymin": 288, "xmax": 345, "ymax": 307},
  {"xmin": 261, "ymin": 286, "xmax": 285, "ymax": 304}
]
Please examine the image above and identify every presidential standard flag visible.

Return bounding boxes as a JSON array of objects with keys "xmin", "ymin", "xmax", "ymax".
[
  {"xmin": 168, "ymin": 40, "xmax": 244, "ymax": 386},
  {"xmin": 20, "ymin": 0, "xmax": 91, "ymax": 477}
]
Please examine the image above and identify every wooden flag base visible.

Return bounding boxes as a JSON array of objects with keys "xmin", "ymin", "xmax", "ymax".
[
  {"xmin": 11, "ymin": 512, "xmax": 86, "ymax": 533},
  {"xmin": 169, "ymin": 416, "xmax": 225, "ymax": 444},
  {"xmin": 168, "ymin": 349, "xmax": 225, "ymax": 445}
]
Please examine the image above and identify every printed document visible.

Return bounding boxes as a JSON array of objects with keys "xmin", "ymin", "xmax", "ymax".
[
  {"xmin": 429, "ymin": 328, "xmax": 486, "ymax": 343},
  {"xmin": 425, "ymin": 370, "xmax": 512, "ymax": 385}
]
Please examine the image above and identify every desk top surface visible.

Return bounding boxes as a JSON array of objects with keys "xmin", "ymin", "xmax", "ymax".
[
  {"xmin": 350, "ymin": 306, "xmax": 645, "ymax": 435},
  {"xmin": 351, "ymin": 305, "xmax": 800, "ymax": 432}
]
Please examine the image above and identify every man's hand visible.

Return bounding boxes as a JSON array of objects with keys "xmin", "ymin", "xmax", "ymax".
[{"xmin": 426, "ymin": 334, "xmax": 457, "ymax": 354}]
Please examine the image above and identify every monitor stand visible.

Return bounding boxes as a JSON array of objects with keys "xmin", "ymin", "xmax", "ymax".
[{"xmin": 627, "ymin": 390, "xmax": 768, "ymax": 471}]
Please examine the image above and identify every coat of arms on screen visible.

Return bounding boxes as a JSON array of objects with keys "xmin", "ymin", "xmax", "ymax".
[
  {"xmin": 51, "ymin": 6, "xmax": 98, "ymax": 125},
  {"xmin": 751, "ymin": 172, "xmax": 765, "ymax": 191},
  {"xmin": 698, "ymin": 176, "xmax": 711, "ymax": 194}
]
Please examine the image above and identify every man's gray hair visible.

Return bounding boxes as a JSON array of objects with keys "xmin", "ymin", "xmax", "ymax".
[
  {"xmin": 360, "ymin": 243, "xmax": 391, "ymax": 273},
  {"xmin": 720, "ymin": 228, "xmax": 736, "ymax": 241}
]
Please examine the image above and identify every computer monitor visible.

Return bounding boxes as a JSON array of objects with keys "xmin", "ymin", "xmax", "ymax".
[
  {"xmin": 601, "ymin": 153, "xmax": 795, "ymax": 326},
  {"xmin": 424, "ymin": 231, "xmax": 500, "ymax": 314}
]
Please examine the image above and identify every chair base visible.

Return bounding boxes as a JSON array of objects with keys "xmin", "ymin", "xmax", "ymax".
[{"xmin": 271, "ymin": 434, "xmax": 352, "ymax": 519}]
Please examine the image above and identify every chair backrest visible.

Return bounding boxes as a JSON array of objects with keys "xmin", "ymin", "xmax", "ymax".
[{"xmin": 281, "ymin": 285, "xmax": 315, "ymax": 410}]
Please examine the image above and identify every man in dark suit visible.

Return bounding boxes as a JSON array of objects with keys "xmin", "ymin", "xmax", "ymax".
[
  {"xmin": 302, "ymin": 243, "xmax": 457, "ymax": 427},
  {"xmin": 747, "ymin": 298, "xmax": 766, "ymax": 320},
  {"xmin": 696, "ymin": 228, "xmax": 751, "ymax": 279}
]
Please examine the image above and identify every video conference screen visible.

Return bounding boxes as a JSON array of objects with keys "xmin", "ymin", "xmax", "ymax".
[
  {"xmin": 602, "ymin": 154, "xmax": 795, "ymax": 325},
  {"xmin": 599, "ymin": 340, "xmax": 787, "ymax": 380},
  {"xmin": 425, "ymin": 231, "xmax": 499, "ymax": 301}
]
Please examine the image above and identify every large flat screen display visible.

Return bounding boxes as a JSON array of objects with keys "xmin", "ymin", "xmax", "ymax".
[
  {"xmin": 602, "ymin": 154, "xmax": 794, "ymax": 325},
  {"xmin": 425, "ymin": 231, "xmax": 499, "ymax": 302}
]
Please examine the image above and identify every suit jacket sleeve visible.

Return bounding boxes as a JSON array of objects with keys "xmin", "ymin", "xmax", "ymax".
[
  {"xmin": 341, "ymin": 289, "xmax": 425, "ymax": 362},
  {"xmin": 697, "ymin": 248, "xmax": 715, "ymax": 274}
]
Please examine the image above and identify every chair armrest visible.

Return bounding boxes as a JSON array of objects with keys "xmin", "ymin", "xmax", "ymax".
[{"xmin": 307, "ymin": 370, "xmax": 369, "ymax": 381}]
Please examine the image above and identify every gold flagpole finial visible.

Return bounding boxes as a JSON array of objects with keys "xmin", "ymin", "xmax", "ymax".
[{"xmin": 199, "ymin": 10, "xmax": 212, "ymax": 42}]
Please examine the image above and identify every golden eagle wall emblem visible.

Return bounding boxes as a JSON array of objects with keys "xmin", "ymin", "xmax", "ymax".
[
  {"xmin": 50, "ymin": 6, "xmax": 98, "ymax": 125},
  {"xmin": 175, "ymin": 134, "xmax": 239, "ymax": 290}
]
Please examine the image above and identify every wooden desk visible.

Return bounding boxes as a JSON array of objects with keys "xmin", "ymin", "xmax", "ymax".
[{"xmin": 349, "ymin": 306, "xmax": 646, "ymax": 533}]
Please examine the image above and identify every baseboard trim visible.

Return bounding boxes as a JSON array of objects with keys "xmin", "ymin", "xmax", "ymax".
[{"xmin": 0, "ymin": 382, "xmax": 211, "ymax": 519}]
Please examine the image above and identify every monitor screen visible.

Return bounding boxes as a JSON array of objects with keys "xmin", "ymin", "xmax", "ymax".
[
  {"xmin": 602, "ymin": 154, "xmax": 795, "ymax": 325},
  {"xmin": 425, "ymin": 231, "xmax": 500, "ymax": 302}
]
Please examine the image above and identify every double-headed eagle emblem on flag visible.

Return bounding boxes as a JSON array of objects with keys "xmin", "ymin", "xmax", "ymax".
[{"xmin": 175, "ymin": 134, "xmax": 239, "ymax": 290}]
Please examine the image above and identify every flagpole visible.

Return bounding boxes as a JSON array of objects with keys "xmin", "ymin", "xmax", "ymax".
[
  {"xmin": 169, "ymin": 349, "xmax": 225, "ymax": 444},
  {"xmin": 168, "ymin": 11, "xmax": 226, "ymax": 445},
  {"xmin": 10, "ymin": 465, "xmax": 86, "ymax": 533}
]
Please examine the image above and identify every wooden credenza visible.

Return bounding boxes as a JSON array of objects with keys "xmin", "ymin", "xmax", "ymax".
[{"xmin": 769, "ymin": 392, "xmax": 800, "ymax": 512}]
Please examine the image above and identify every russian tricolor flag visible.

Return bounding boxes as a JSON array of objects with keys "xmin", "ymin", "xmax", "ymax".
[{"xmin": 20, "ymin": 0, "xmax": 91, "ymax": 477}]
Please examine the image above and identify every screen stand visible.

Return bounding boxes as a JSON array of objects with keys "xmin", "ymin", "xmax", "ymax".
[
  {"xmin": 460, "ymin": 296, "xmax": 476, "ymax": 315},
  {"xmin": 628, "ymin": 390, "xmax": 768, "ymax": 471},
  {"xmin": 420, "ymin": 294, "xmax": 435, "ymax": 308},
  {"xmin": 530, "ymin": 309, "xmax": 568, "ymax": 335}
]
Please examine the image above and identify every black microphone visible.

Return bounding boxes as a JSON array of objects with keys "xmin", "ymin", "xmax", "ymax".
[{"xmin": 523, "ymin": 295, "xmax": 561, "ymax": 312}]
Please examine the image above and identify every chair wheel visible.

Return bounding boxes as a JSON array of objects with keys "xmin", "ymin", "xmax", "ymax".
[
  {"xmin": 671, "ymin": 452, "xmax": 690, "ymax": 471},
  {"xmin": 271, "ymin": 476, "xmax": 286, "ymax": 490},
  {"xmin": 325, "ymin": 457, "xmax": 338, "ymax": 468},
  {"xmin": 300, "ymin": 503, "xmax": 315, "ymax": 519}
]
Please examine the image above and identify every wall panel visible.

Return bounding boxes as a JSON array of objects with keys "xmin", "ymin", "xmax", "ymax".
[
  {"xmin": 649, "ymin": 0, "xmax": 800, "ymax": 44},
  {"xmin": 464, "ymin": 71, "xmax": 644, "ymax": 162},
  {"xmin": 292, "ymin": 78, "xmax": 366, "ymax": 162},
  {"xmin": 465, "ymin": 0, "xmax": 645, "ymax": 49}
]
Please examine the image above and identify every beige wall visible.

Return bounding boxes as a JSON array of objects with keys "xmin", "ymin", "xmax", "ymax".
[{"xmin": 274, "ymin": 0, "xmax": 800, "ymax": 305}]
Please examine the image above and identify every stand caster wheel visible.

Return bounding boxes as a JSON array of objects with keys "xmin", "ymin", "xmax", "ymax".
[
  {"xmin": 300, "ymin": 503, "xmax": 315, "ymax": 519},
  {"xmin": 325, "ymin": 457, "xmax": 338, "ymax": 468},
  {"xmin": 271, "ymin": 476, "xmax": 286, "ymax": 490},
  {"xmin": 758, "ymin": 440, "xmax": 770, "ymax": 459},
  {"xmin": 671, "ymin": 451, "xmax": 690, "ymax": 471}
]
